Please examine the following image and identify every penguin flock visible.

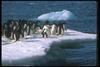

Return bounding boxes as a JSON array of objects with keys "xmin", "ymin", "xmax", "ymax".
[{"xmin": 2, "ymin": 19, "xmax": 66, "ymax": 41}]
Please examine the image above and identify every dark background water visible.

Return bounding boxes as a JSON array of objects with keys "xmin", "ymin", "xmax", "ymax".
[
  {"xmin": 2, "ymin": 1, "xmax": 97, "ymax": 66},
  {"xmin": 2, "ymin": 1, "xmax": 97, "ymax": 33}
]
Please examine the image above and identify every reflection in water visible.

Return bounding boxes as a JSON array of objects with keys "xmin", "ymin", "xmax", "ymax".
[
  {"xmin": 40, "ymin": 41, "xmax": 96, "ymax": 66},
  {"xmin": 59, "ymin": 43, "xmax": 84, "ymax": 49}
]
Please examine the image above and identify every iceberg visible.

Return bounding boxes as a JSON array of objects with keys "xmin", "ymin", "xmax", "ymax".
[
  {"xmin": 2, "ymin": 29, "xmax": 96, "ymax": 66},
  {"xmin": 37, "ymin": 10, "xmax": 76, "ymax": 21}
]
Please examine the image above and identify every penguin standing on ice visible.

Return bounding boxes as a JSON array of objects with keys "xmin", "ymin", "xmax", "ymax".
[
  {"xmin": 51, "ymin": 23, "xmax": 57, "ymax": 35},
  {"xmin": 5, "ymin": 20, "xmax": 11, "ymax": 38},
  {"xmin": 42, "ymin": 21, "xmax": 50, "ymax": 38},
  {"xmin": 57, "ymin": 22, "xmax": 65, "ymax": 35}
]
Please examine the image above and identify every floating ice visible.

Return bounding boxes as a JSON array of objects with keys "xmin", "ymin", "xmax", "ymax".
[
  {"xmin": 37, "ymin": 10, "xmax": 76, "ymax": 21},
  {"xmin": 2, "ymin": 29, "xmax": 96, "ymax": 66}
]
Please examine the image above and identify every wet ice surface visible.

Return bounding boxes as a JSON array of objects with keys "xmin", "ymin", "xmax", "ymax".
[{"xmin": 2, "ymin": 29, "xmax": 96, "ymax": 66}]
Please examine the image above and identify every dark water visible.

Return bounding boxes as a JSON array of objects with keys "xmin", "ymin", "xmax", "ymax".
[
  {"xmin": 2, "ymin": 1, "xmax": 97, "ymax": 66},
  {"xmin": 2, "ymin": 1, "xmax": 97, "ymax": 33},
  {"xmin": 64, "ymin": 42, "xmax": 96, "ymax": 66}
]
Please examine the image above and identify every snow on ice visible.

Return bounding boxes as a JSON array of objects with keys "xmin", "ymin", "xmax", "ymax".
[{"xmin": 2, "ymin": 29, "xmax": 96, "ymax": 66}]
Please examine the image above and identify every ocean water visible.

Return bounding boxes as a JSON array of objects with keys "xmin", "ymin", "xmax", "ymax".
[{"xmin": 2, "ymin": 1, "xmax": 97, "ymax": 66}]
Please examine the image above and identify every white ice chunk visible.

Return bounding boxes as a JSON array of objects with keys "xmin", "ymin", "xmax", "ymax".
[{"xmin": 2, "ymin": 29, "xmax": 96, "ymax": 66}]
